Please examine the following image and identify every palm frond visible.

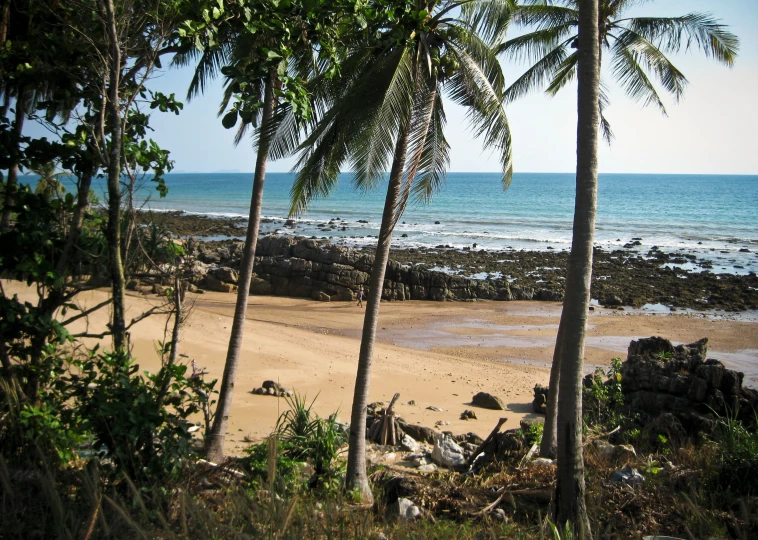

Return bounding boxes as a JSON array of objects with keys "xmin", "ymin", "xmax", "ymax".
[
  {"xmin": 496, "ymin": 24, "xmax": 575, "ymax": 65},
  {"xmin": 512, "ymin": 3, "xmax": 577, "ymax": 31},
  {"xmin": 502, "ymin": 38, "xmax": 572, "ymax": 103},
  {"xmin": 610, "ymin": 45, "xmax": 667, "ymax": 114},
  {"xmin": 611, "ymin": 28, "xmax": 688, "ymax": 102},
  {"xmin": 396, "ymin": 74, "xmax": 439, "ymax": 219},
  {"xmin": 350, "ymin": 47, "xmax": 415, "ymax": 193},
  {"xmin": 599, "ymin": 81, "xmax": 614, "ymax": 144},
  {"xmin": 446, "ymin": 42, "xmax": 513, "ymax": 188},
  {"xmin": 625, "ymin": 13, "xmax": 738, "ymax": 66},
  {"xmin": 289, "ymin": 48, "xmax": 414, "ymax": 215},
  {"xmin": 545, "ymin": 50, "xmax": 578, "ymax": 96},
  {"xmin": 460, "ymin": 0, "xmax": 518, "ymax": 46},
  {"xmin": 451, "ymin": 25, "xmax": 506, "ymax": 95},
  {"xmin": 411, "ymin": 92, "xmax": 450, "ymax": 205}
]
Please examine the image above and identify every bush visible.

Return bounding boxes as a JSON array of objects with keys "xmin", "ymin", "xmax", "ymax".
[
  {"xmin": 583, "ymin": 357, "xmax": 627, "ymax": 431},
  {"xmin": 72, "ymin": 350, "xmax": 216, "ymax": 483},
  {"xmin": 243, "ymin": 393, "xmax": 347, "ymax": 492},
  {"xmin": 712, "ymin": 411, "xmax": 758, "ymax": 496}
]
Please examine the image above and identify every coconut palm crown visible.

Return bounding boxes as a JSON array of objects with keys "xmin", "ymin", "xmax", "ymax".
[
  {"xmin": 498, "ymin": 0, "xmax": 739, "ymax": 141},
  {"xmin": 280, "ymin": 0, "xmax": 516, "ymax": 503},
  {"xmin": 285, "ymin": 0, "xmax": 515, "ymax": 216}
]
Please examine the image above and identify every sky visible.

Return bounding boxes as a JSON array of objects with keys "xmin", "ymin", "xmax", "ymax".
[{"xmin": 28, "ymin": 1, "xmax": 758, "ymax": 175}]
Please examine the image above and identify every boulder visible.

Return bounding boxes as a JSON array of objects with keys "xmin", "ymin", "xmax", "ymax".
[
  {"xmin": 213, "ymin": 266, "xmax": 239, "ymax": 284},
  {"xmin": 398, "ymin": 422, "xmax": 436, "ymax": 445},
  {"xmin": 389, "ymin": 498, "xmax": 422, "ymax": 520},
  {"xmin": 400, "ymin": 434, "xmax": 420, "ymax": 453},
  {"xmin": 431, "ymin": 432, "xmax": 466, "ymax": 469},
  {"xmin": 533, "ymin": 384, "xmax": 549, "ymax": 414},
  {"xmin": 417, "ymin": 464, "xmax": 437, "ymax": 473},
  {"xmin": 460, "ymin": 410, "xmax": 477, "ymax": 420},
  {"xmin": 249, "ymin": 277, "xmax": 273, "ymax": 295},
  {"xmin": 201, "ymin": 275, "xmax": 236, "ymax": 293},
  {"xmin": 472, "ymin": 392, "xmax": 505, "ymax": 410}
]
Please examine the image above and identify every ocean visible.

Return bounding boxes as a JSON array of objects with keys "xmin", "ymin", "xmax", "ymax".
[{"xmin": 46, "ymin": 172, "xmax": 758, "ymax": 275}]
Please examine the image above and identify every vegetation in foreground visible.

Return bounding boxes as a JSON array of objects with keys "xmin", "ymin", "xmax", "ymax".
[{"xmin": 1, "ymin": 343, "xmax": 757, "ymax": 539}]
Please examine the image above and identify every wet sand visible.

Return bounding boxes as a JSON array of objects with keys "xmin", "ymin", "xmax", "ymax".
[{"xmin": 5, "ymin": 280, "xmax": 757, "ymax": 456}]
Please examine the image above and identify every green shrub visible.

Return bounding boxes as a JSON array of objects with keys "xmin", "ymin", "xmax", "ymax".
[
  {"xmin": 72, "ymin": 350, "xmax": 216, "ymax": 483},
  {"xmin": 583, "ymin": 357, "xmax": 627, "ymax": 431},
  {"xmin": 243, "ymin": 393, "xmax": 347, "ymax": 492},
  {"xmin": 711, "ymin": 411, "xmax": 758, "ymax": 496}
]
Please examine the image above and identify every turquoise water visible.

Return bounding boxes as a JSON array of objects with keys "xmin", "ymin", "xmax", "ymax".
[{"xmin": 42, "ymin": 172, "xmax": 758, "ymax": 274}]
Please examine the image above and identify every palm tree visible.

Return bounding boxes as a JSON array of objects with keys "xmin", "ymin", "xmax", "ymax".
[
  {"xmin": 553, "ymin": 0, "xmax": 598, "ymax": 533},
  {"xmin": 32, "ymin": 161, "xmax": 66, "ymax": 200},
  {"xmin": 498, "ymin": 0, "xmax": 739, "ymax": 457},
  {"xmin": 286, "ymin": 0, "xmax": 514, "ymax": 503},
  {"xmin": 175, "ymin": 33, "xmax": 283, "ymax": 461},
  {"xmin": 173, "ymin": 15, "xmax": 331, "ymax": 461},
  {"xmin": 500, "ymin": 0, "xmax": 739, "ymax": 142}
]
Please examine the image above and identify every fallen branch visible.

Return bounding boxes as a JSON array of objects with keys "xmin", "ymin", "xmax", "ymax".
[{"xmin": 467, "ymin": 417, "xmax": 507, "ymax": 466}]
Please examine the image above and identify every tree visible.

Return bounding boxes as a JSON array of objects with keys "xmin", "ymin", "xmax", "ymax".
[
  {"xmin": 31, "ymin": 160, "xmax": 66, "ymax": 200},
  {"xmin": 498, "ymin": 0, "xmax": 740, "ymax": 457},
  {"xmin": 288, "ymin": 0, "xmax": 514, "ymax": 503},
  {"xmin": 553, "ymin": 0, "xmax": 598, "ymax": 534},
  {"xmin": 181, "ymin": 0, "xmax": 389, "ymax": 463}
]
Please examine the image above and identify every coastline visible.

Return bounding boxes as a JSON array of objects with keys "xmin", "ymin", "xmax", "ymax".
[
  {"xmin": 141, "ymin": 210, "xmax": 758, "ymax": 312},
  {"xmin": 6, "ymin": 279, "xmax": 756, "ymax": 457}
]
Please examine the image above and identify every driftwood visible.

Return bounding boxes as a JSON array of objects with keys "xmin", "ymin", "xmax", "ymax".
[
  {"xmin": 467, "ymin": 417, "xmax": 507, "ymax": 466},
  {"xmin": 368, "ymin": 393, "xmax": 401, "ymax": 445}
]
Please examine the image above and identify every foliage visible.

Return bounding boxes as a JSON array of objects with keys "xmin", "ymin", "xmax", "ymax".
[
  {"xmin": 244, "ymin": 393, "xmax": 347, "ymax": 491},
  {"xmin": 710, "ymin": 410, "xmax": 758, "ymax": 496},
  {"xmin": 497, "ymin": 0, "xmax": 740, "ymax": 142},
  {"xmin": 0, "ymin": 374, "xmax": 84, "ymax": 468},
  {"xmin": 582, "ymin": 357, "xmax": 626, "ymax": 430},
  {"xmin": 71, "ymin": 350, "xmax": 216, "ymax": 483},
  {"xmin": 287, "ymin": 0, "xmax": 515, "ymax": 217}
]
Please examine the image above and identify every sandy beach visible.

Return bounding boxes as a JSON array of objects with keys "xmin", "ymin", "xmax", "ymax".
[{"xmin": 7, "ymin": 280, "xmax": 757, "ymax": 456}]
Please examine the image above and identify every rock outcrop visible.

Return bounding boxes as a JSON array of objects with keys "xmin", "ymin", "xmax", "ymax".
[
  {"xmin": 620, "ymin": 336, "xmax": 758, "ymax": 431},
  {"xmin": 532, "ymin": 336, "xmax": 758, "ymax": 435},
  {"xmin": 190, "ymin": 235, "xmax": 561, "ymax": 303}
]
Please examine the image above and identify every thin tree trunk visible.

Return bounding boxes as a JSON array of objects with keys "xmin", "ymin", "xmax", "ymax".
[
  {"xmin": 555, "ymin": 0, "xmax": 600, "ymax": 536},
  {"xmin": 102, "ymin": 0, "xmax": 127, "ymax": 352},
  {"xmin": 205, "ymin": 71, "xmax": 277, "ymax": 462},
  {"xmin": 1, "ymin": 91, "xmax": 26, "ymax": 230},
  {"xmin": 25, "ymin": 165, "xmax": 95, "ymax": 402},
  {"xmin": 345, "ymin": 116, "xmax": 412, "ymax": 504},
  {"xmin": 158, "ymin": 275, "xmax": 183, "ymax": 404},
  {"xmin": 539, "ymin": 320, "xmax": 565, "ymax": 458},
  {"xmin": 56, "ymin": 162, "xmax": 94, "ymax": 276}
]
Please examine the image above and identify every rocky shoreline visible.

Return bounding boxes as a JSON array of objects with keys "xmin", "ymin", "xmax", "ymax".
[{"xmin": 139, "ymin": 211, "xmax": 758, "ymax": 311}]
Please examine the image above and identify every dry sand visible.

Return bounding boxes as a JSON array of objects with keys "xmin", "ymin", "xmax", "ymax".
[{"xmin": 6, "ymin": 280, "xmax": 758, "ymax": 456}]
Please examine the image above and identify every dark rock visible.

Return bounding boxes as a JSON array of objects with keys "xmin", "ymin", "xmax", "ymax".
[
  {"xmin": 460, "ymin": 410, "xmax": 477, "ymax": 420},
  {"xmin": 603, "ymin": 294, "xmax": 623, "ymax": 307},
  {"xmin": 472, "ymin": 392, "xmax": 505, "ymax": 410},
  {"xmin": 201, "ymin": 275, "xmax": 236, "ymax": 293},
  {"xmin": 262, "ymin": 380, "xmax": 283, "ymax": 392},
  {"xmin": 397, "ymin": 421, "xmax": 436, "ymax": 445},
  {"xmin": 213, "ymin": 266, "xmax": 239, "ymax": 284},
  {"xmin": 533, "ymin": 384, "xmax": 549, "ymax": 414}
]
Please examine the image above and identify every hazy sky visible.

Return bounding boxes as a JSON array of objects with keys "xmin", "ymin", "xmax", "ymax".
[{"xmin": 32, "ymin": 1, "xmax": 758, "ymax": 175}]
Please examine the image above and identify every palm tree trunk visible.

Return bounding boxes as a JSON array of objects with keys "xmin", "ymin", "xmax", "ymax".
[
  {"xmin": 554, "ymin": 0, "xmax": 600, "ymax": 536},
  {"xmin": 204, "ymin": 71, "xmax": 277, "ymax": 463},
  {"xmin": 345, "ymin": 115, "xmax": 412, "ymax": 504},
  {"xmin": 102, "ymin": 0, "xmax": 127, "ymax": 352},
  {"xmin": 1, "ymin": 90, "xmax": 26, "ymax": 230},
  {"xmin": 539, "ymin": 320, "xmax": 565, "ymax": 458}
]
